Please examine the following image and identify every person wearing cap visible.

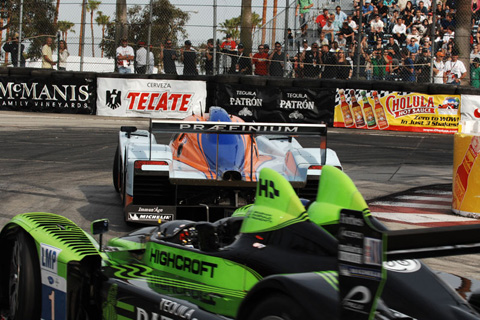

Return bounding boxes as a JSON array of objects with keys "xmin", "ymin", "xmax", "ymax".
[
  {"xmin": 444, "ymin": 49, "xmax": 466, "ymax": 84},
  {"xmin": 220, "ymin": 34, "xmax": 237, "ymax": 74},
  {"xmin": 159, "ymin": 39, "xmax": 178, "ymax": 75},
  {"xmin": 116, "ymin": 38, "xmax": 134, "ymax": 73},
  {"xmin": 3, "ymin": 33, "xmax": 25, "ymax": 67},
  {"xmin": 235, "ymin": 43, "xmax": 251, "ymax": 75},
  {"xmin": 180, "ymin": 40, "xmax": 198, "ymax": 75},
  {"xmin": 416, "ymin": 48, "xmax": 431, "ymax": 82},
  {"xmin": 135, "ymin": 41, "xmax": 147, "ymax": 74},
  {"xmin": 362, "ymin": 0, "xmax": 374, "ymax": 18},
  {"xmin": 433, "ymin": 51, "xmax": 445, "ymax": 83},
  {"xmin": 300, "ymin": 39, "xmax": 311, "ymax": 53},
  {"xmin": 471, "ymin": 57, "xmax": 480, "ymax": 88}
]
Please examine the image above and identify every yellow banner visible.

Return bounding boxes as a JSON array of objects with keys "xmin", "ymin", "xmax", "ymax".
[{"xmin": 334, "ymin": 90, "xmax": 460, "ymax": 134}]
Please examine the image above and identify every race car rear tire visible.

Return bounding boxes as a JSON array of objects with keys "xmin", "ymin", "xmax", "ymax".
[
  {"xmin": 9, "ymin": 229, "xmax": 41, "ymax": 320},
  {"xmin": 245, "ymin": 293, "xmax": 308, "ymax": 320},
  {"xmin": 113, "ymin": 147, "xmax": 120, "ymax": 193}
]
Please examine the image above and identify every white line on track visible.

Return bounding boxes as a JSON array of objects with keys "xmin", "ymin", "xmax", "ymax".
[
  {"xmin": 414, "ymin": 190, "xmax": 453, "ymax": 195},
  {"xmin": 369, "ymin": 201, "xmax": 451, "ymax": 210},
  {"xmin": 371, "ymin": 212, "xmax": 478, "ymax": 223},
  {"xmin": 395, "ymin": 195, "xmax": 452, "ymax": 202}
]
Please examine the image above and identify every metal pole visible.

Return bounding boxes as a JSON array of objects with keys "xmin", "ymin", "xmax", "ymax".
[
  {"xmin": 17, "ymin": 0, "xmax": 23, "ymax": 67},
  {"xmin": 355, "ymin": 8, "xmax": 363, "ymax": 80},
  {"xmin": 57, "ymin": 32, "xmax": 60, "ymax": 70},
  {"xmin": 80, "ymin": 0, "xmax": 87, "ymax": 71},
  {"xmin": 283, "ymin": 0, "xmax": 289, "ymax": 77},
  {"xmin": 429, "ymin": 0, "xmax": 437, "ymax": 83},
  {"xmin": 213, "ymin": 0, "xmax": 217, "ymax": 75},
  {"xmin": 146, "ymin": 0, "xmax": 153, "ymax": 73}
]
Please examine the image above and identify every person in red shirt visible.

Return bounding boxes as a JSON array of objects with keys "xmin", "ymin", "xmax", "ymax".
[
  {"xmin": 250, "ymin": 44, "xmax": 269, "ymax": 76},
  {"xmin": 315, "ymin": 9, "xmax": 329, "ymax": 35},
  {"xmin": 220, "ymin": 34, "xmax": 237, "ymax": 74}
]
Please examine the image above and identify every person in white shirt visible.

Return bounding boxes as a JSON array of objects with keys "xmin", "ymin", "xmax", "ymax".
[
  {"xmin": 392, "ymin": 18, "xmax": 407, "ymax": 42},
  {"xmin": 116, "ymin": 38, "xmax": 134, "ymax": 74},
  {"xmin": 433, "ymin": 51, "xmax": 445, "ymax": 83},
  {"xmin": 444, "ymin": 50, "xmax": 466, "ymax": 84},
  {"xmin": 135, "ymin": 41, "xmax": 147, "ymax": 74}
]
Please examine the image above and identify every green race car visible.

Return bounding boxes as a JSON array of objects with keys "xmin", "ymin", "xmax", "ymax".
[{"xmin": 2, "ymin": 166, "xmax": 480, "ymax": 320}]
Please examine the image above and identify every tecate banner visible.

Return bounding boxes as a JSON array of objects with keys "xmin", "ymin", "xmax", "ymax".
[{"xmin": 96, "ymin": 77, "xmax": 206, "ymax": 118}]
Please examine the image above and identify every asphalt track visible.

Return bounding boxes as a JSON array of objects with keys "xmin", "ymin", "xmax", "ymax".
[{"xmin": 0, "ymin": 111, "xmax": 479, "ymax": 279}]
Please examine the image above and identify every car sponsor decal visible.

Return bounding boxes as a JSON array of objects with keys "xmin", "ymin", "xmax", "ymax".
[
  {"xmin": 383, "ymin": 260, "xmax": 421, "ymax": 273},
  {"xmin": 41, "ymin": 243, "xmax": 61, "ymax": 273}
]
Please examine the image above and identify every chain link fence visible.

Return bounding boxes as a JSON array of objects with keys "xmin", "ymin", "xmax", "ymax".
[{"xmin": 0, "ymin": 0, "xmax": 478, "ymax": 86}]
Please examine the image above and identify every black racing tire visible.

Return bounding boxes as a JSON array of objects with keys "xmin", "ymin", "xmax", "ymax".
[
  {"xmin": 112, "ymin": 147, "xmax": 120, "ymax": 193},
  {"xmin": 245, "ymin": 293, "xmax": 309, "ymax": 320},
  {"xmin": 9, "ymin": 230, "xmax": 41, "ymax": 320}
]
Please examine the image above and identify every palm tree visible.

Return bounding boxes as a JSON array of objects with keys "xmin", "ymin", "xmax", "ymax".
[
  {"xmin": 251, "ymin": 12, "xmax": 262, "ymax": 33},
  {"xmin": 87, "ymin": 0, "xmax": 101, "ymax": 57},
  {"xmin": 58, "ymin": 20, "xmax": 76, "ymax": 42},
  {"xmin": 95, "ymin": 11, "xmax": 110, "ymax": 58},
  {"xmin": 54, "ymin": 0, "xmax": 61, "ymax": 25},
  {"xmin": 219, "ymin": 17, "xmax": 241, "ymax": 40}
]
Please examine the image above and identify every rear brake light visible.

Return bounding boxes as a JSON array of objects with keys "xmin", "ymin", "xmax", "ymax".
[
  {"xmin": 309, "ymin": 165, "xmax": 323, "ymax": 170},
  {"xmin": 134, "ymin": 160, "xmax": 168, "ymax": 169}
]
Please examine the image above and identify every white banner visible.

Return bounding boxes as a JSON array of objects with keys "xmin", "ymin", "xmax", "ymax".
[
  {"xmin": 96, "ymin": 77, "xmax": 206, "ymax": 118},
  {"xmin": 460, "ymin": 94, "xmax": 480, "ymax": 121}
]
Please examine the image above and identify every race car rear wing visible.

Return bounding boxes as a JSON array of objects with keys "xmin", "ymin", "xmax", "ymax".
[
  {"xmin": 149, "ymin": 119, "xmax": 329, "ymax": 164},
  {"xmin": 338, "ymin": 209, "xmax": 480, "ymax": 320}
]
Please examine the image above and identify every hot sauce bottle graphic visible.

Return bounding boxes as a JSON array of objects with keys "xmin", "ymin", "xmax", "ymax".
[
  {"xmin": 350, "ymin": 90, "xmax": 365, "ymax": 128},
  {"xmin": 452, "ymin": 136, "xmax": 480, "ymax": 209},
  {"xmin": 360, "ymin": 91, "xmax": 376, "ymax": 128},
  {"xmin": 338, "ymin": 89, "xmax": 354, "ymax": 127},
  {"xmin": 372, "ymin": 91, "xmax": 389, "ymax": 130}
]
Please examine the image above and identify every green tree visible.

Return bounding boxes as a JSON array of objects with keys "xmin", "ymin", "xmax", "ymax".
[
  {"xmin": 95, "ymin": 11, "xmax": 110, "ymax": 58},
  {"xmin": 87, "ymin": 0, "xmax": 101, "ymax": 57},
  {"xmin": 2, "ymin": 0, "xmax": 56, "ymax": 59},
  {"xmin": 58, "ymin": 20, "xmax": 75, "ymax": 43},
  {"xmin": 103, "ymin": 0, "xmax": 189, "ymax": 59},
  {"xmin": 219, "ymin": 17, "xmax": 241, "ymax": 40}
]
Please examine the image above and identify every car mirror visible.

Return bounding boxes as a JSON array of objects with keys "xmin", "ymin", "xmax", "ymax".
[{"xmin": 91, "ymin": 219, "xmax": 109, "ymax": 235}]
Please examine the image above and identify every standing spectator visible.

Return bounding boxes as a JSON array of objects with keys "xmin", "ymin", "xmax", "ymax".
[
  {"xmin": 400, "ymin": 48, "xmax": 416, "ymax": 81},
  {"xmin": 372, "ymin": 48, "xmax": 387, "ymax": 80},
  {"xmin": 58, "ymin": 40, "xmax": 69, "ymax": 71},
  {"xmin": 180, "ymin": 40, "xmax": 198, "ymax": 75},
  {"xmin": 116, "ymin": 38, "xmax": 134, "ymax": 73},
  {"xmin": 433, "ymin": 51, "xmax": 445, "ymax": 83},
  {"xmin": 220, "ymin": 34, "xmax": 237, "ymax": 74},
  {"xmin": 159, "ymin": 39, "xmax": 178, "ymax": 75},
  {"xmin": 416, "ymin": 48, "xmax": 431, "ymax": 82},
  {"xmin": 251, "ymin": 44, "xmax": 269, "ymax": 76},
  {"xmin": 148, "ymin": 45, "xmax": 155, "ymax": 74},
  {"xmin": 301, "ymin": 42, "xmax": 321, "ymax": 78},
  {"xmin": 315, "ymin": 9, "xmax": 330, "ymax": 35},
  {"xmin": 135, "ymin": 41, "xmax": 147, "ymax": 74},
  {"xmin": 204, "ymin": 39, "xmax": 215, "ymax": 75},
  {"xmin": 321, "ymin": 44, "xmax": 337, "ymax": 78},
  {"xmin": 235, "ymin": 43, "xmax": 251, "ymax": 74},
  {"xmin": 287, "ymin": 28, "xmax": 294, "ymax": 47},
  {"xmin": 444, "ymin": 49, "xmax": 466, "ymax": 84},
  {"xmin": 471, "ymin": 57, "xmax": 480, "ymax": 88},
  {"xmin": 42, "ymin": 37, "xmax": 56, "ymax": 69},
  {"xmin": 269, "ymin": 42, "xmax": 286, "ymax": 77},
  {"xmin": 364, "ymin": 49, "xmax": 374, "ymax": 80},
  {"xmin": 296, "ymin": 0, "xmax": 314, "ymax": 37},
  {"xmin": 335, "ymin": 50, "xmax": 352, "ymax": 79},
  {"xmin": 3, "ymin": 33, "xmax": 25, "ymax": 67}
]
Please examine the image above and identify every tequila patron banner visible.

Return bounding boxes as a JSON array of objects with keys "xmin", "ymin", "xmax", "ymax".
[{"xmin": 333, "ymin": 89, "xmax": 460, "ymax": 134}]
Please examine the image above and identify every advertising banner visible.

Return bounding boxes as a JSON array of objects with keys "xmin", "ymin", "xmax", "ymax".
[
  {"xmin": 333, "ymin": 89, "xmax": 460, "ymax": 134},
  {"xmin": 96, "ymin": 77, "xmax": 206, "ymax": 118},
  {"xmin": 452, "ymin": 133, "xmax": 480, "ymax": 217},
  {"xmin": 0, "ymin": 75, "xmax": 95, "ymax": 114},
  {"xmin": 215, "ymin": 83, "xmax": 334, "ymax": 123},
  {"xmin": 460, "ymin": 95, "xmax": 480, "ymax": 121}
]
